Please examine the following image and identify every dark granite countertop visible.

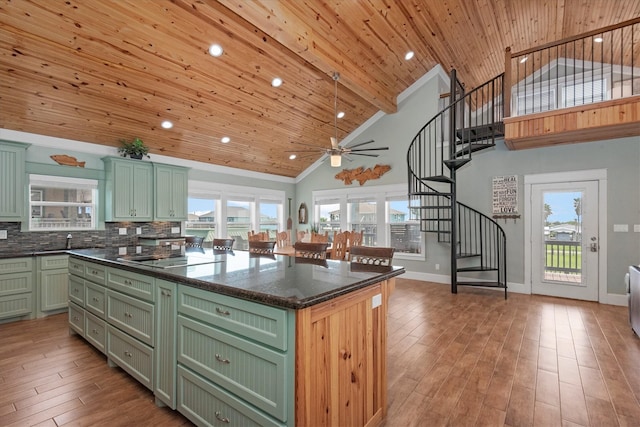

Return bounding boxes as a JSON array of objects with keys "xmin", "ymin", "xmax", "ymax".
[
  {"xmin": 0, "ymin": 248, "xmax": 102, "ymax": 259},
  {"xmin": 68, "ymin": 248, "xmax": 405, "ymax": 310}
]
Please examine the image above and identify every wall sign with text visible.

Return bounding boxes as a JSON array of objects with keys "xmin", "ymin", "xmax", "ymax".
[{"xmin": 492, "ymin": 175, "xmax": 518, "ymax": 214}]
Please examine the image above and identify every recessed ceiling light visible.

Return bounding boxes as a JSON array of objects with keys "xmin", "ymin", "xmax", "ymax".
[
  {"xmin": 520, "ymin": 56, "xmax": 528, "ymax": 63},
  {"xmin": 404, "ymin": 51, "xmax": 415, "ymax": 60},
  {"xmin": 221, "ymin": 136, "xmax": 230, "ymax": 144},
  {"xmin": 337, "ymin": 111, "xmax": 345, "ymax": 119},
  {"xmin": 594, "ymin": 37, "xmax": 603, "ymax": 43},
  {"xmin": 161, "ymin": 120, "xmax": 173, "ymax": 129},
  {"xmin": 208, "ymin": 44, "xmax": 223, "ymax": 57},
  {"xmin": 289, "ymin": 154, "xmax": 297, "ymax": 160},
  {"xmin": 272, "ymin": 77, "xmax": 283, "ymax": 87}
]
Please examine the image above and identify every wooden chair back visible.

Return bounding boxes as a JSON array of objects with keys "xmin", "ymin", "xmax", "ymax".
[
  {"xmin": 248, "ymin": 230, "xmax": 268, "ymax": 242},
  {"xmin": 310, "ymin": 231, "xmax": 329, "ymax": 243},
  {"xmin": 185, "ymin": 236, "xmax": 204, "ymax": 248},
  {"xmin": 276, "ymin": 230, "xmax": 291, "ymax": 248},
  {"xmin": 296, "ymin": 229, "xmax": 307, "ymax": 242},
  {"xmin": 331, "ymin": 231, "xmax": 348, "ymax": 260},
  {"xmin": 248, "ymin": 240, "xmax": 277, "ymax": 254},
  {"xmin": 349, "ymin": 246, "xmax": 395, "ymax": 266},
  {"xmin": 294, "ymin": 242, "xmax": 329, "ymax": 259},
  {"xmin": 348, "ymin": 230, "xmax": 364, "ymax": 248},
  {"xmin": 212, "ymin": 238, "xmax": 234, "ymax": 251}
]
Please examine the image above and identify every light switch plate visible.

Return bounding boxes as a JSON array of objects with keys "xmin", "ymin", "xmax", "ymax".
[
  {"xmin": 171, "ymin": 227, "xmax": 180, "ymax": 234},
  {"xmin": 136, "ymin": 246, "xmax": 142, "ymax": 253},
  {"xmin": 119, "ymin": 227, "xmax": 127, "ymax": 235},
  {"xmin": 118, "ymin": 247, "xmax": 127, "ymax": 255},
  {"xmin": 0, "ymin": 230, "xmax": 7, "ymax": 239},
  {"xmin": 613, "ymin": 224, "xmax": 629, "ymax": 232},
  {"xmin": 136, "ymin": 227, "xmax": 142, "ymax": 235},
  {"xmin": 635, "ymin": 224, "xmax": 640, "ymax": 232}
]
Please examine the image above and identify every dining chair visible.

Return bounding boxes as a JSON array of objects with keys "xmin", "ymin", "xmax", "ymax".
[
  {"xmin": 212, "ymin": 238, "xmax": 234, "ymax": 251},
  {"xmin": 296, "ymin": 229, "xmax": 307, "ymax": 243},
  {"xmin": 248, "ymin": 230, "xmax": 268, "ymax": 242},
  {"xmin": 330, "ymin": 231, "xmax": 348, "ymax": 260},
  {"xmin": 349, "ymin": 246, "xmax": 395, "ymax": 266},
  {"xmin": 348, "ymin": 230, "xmax": 364, "ymax": 248},
  {"xmin": 248, "ymin": 240, "xmax": 277, "ymax": 254},
  {"xmin": 185, "ymin": 236, "xmax": 204, "ymax": 248},
  {"xmin": 294, "ymin": 242, "xmax": 329, "ymax": 259},
  {"xmin": 310, "ymin": 231, "xmax": 329, "ymax": 243},
  {"xmin": 276, "ymin": 230, "xmax": 291, "ymax": 248}
]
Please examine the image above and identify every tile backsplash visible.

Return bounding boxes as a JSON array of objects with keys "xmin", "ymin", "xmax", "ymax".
[{"xmin": 0, "ymin": 221, "xmax": 182, "ymax": 254}]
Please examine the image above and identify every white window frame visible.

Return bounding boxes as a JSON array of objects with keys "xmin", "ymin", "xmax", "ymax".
[
  {"xmin": 313, "ymin": 184, "xmax": 425, "ymax": 261},
  {"xmin": 28, "ymin": 174, "xmax": 98, "ymax": 231}
]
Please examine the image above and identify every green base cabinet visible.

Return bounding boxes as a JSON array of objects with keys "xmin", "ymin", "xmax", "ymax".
[
  {"xmin": 38, "ymin": 254, "xmax": 69, "ymax": 315},
  {"xmin": 155, "ymin": 279, "xmax": 177, "ymax": 409},
  {"xmin": 0, "ymin": 257, "xmax": 33, "ymax": 321}
]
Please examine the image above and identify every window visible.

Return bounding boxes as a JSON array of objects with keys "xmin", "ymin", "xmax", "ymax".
[
  {"xmin": 185, "ymin": 196, "xmax": 219, "ymax": 247},
  {"xmin": 387, "ymin": 197, "xmax": 422, "ymax": 254},
  {"xmin": 227, "ymin": 198, "xmax": 252, "ymax": 249},
  {"xmin": 313, "ymin": 185, "xmax": 424, "ymax": 260},
  {"xmin": 259, "ymin": 198, "xmax": 282, "ymax": 237},
  {"xmin": 348, "ymin": 198, "xmax": 377, "ymax": 246},
  {"xmin": 29, "ymin": 175, "xmax": 97, "ymax": 230},
  {"xmin": 563, "ymin": 79, "xmax": 606, "ymax": 107}
]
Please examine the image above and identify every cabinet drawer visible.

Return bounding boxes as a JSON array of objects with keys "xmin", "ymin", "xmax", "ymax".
[
  {"xmin": 85, "ymin": 311, "xmax": 106, "ymax": 354},
  {"xmin": 68, "ymin": 302, "xmax": 85, "ymax": 335},
  {"xmin": 107, "ymin": 325, "xmax": 153, "ymax": 390},
  {"xmin": 0, "ymin": 257, "xmax": 32, "ymax": 274},
  {"xmin": 41, "ymin": 254, "xmax": 68, "ymax": 270},
  {"xmin": 85, "ymin": 281, "xmax": 106, "ymax": 319},
  {"xmin": 68, "ymin": 275, "xmax": 85, "ymax": 307},
  {"xmin": 177, "ymin": 365, "xmax": 284, "ymax": 427},
  {"xmin": 0, "ymin": 292, "xmax": 32, "ymax": 320},
  {"xmin": 178, "ymin": 316, "xmax": 287, "ymax": 421},
  {"xmin": 84, "ymin": 261, "xmax": 106, "ymax": 286},
  {"xmin": 0, "ymin": 271, "xmax": 33, "ymax": 297},
  {"xmin": 178, "ymin": 286, "xmax": 288, "ymax": 351},
  {"xmin": 107, "ymin": 290, "xmax": 155, "ymax": 346},
  {"xmin": 68, "ymin": 258, "xmax": 85, "ymax": 278},
  {"xmin": 107, "ymin": 268, "xmax": 154, "ymax": 302}
]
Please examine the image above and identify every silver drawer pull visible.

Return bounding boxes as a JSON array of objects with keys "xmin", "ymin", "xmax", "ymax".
[
  {"xmin": 124, "ymin": 312, "xmax": 133, "ymax": 318},
  {"xmin": 215, "ymin": 307, "xmax": 230, "ymax": 316},
  {"xmin": 92, "ymin": 297, "xmax": 99, "ymax": 302},
  {"xmin": 215, "ymin": 411, "xmax": 230, "ymax": 423},
  {"xmin": 92, "ymin": 329, "xmax": 99, "ymax": 335},
  {"xmin": 124, "ymin": 350, "xmax": 133, "ymax": 357},
  {"xmin": 215, "ymin": 354, "xmax": 230, "ymax": 364}
]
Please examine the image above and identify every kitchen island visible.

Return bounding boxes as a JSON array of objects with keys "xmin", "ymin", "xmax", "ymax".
[{"xmin": 67, "ymin": 248, "xmax": 404, "ymax": 427}]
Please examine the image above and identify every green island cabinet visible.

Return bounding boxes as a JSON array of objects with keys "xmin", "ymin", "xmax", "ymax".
[
  {"xmin": 68, "ymin": 259, "xmax": 295, "ymax": 426},
  {"xmin": 102, "ymin": 157, "xmax": 153, "ymax": 221},
  {"xmin": 0, "ymin": 257, "xmax": 34, "ymax": 321},
  {"xmin": 0, "ymin": 141, "xmax": 28, "ymax": 220},
  {"xmin": 154, "ymin": 163, "xmax": 188, "ymax": 221}
]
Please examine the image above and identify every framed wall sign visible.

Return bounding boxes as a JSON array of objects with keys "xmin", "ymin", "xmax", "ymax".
[{"xmin": 492, "ymin": 175, "xmax": 518, "ymax": 214}]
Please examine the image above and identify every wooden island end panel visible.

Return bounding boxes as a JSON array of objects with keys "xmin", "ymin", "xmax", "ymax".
[{"xmin": 295, "ymin": 279, "xmax": 393, "ymax": 426}]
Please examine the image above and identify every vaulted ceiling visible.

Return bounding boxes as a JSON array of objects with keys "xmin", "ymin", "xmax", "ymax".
[{"xmin": 1, "ymin": 1, "xmax": 639, "ymax": 178}]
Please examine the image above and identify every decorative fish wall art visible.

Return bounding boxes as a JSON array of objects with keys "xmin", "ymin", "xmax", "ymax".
[{"xmin": 50, "ymin": 155, "xmax": 86, "ymax": 167}]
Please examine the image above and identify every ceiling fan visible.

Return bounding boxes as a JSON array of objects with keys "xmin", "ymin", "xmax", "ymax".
[{"xmin": 287, "ymin": 72, "xmax": 389, "ymax": 167}]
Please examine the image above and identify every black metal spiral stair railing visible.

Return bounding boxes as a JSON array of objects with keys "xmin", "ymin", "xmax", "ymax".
[{"xmin": 407, "ymin": 70, "xmax": 508, "ymax": 298}]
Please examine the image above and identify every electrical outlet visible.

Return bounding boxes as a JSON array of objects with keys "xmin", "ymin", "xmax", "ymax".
[
  {"xmin": 136, "ymin": 227, "xmax": 142, "ymax": 235},
  {"xmin": 435, "ymin": 263, "xmax": 440, "ymax": 270},
  {"xmin": 635, "ymin": 224, "xmax": 640, "ymax": 232},
  {"xmin": 372, "ymin": 293, "xmax": 382, "ymax": 308},
  {"xmin": 171, "ymin": 227, "xmax": 180, "ymax": 234},
  {"xmin": 119, "ymin": 227, "xmax": 127, "ymax": 235},
  {"xmin": 0, "ymin": 230, "xmax": 7, "ymax": 239},
  {"xmin": 118, "ymin": 247, "xmax": 127, "ymax": 255},
  {"xmin": 136, "ymin": 246, "xmax": 142, "ymax": 253}
]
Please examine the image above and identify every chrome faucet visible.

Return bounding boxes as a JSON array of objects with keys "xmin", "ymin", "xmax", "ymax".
[{"xmin": 66, "ymin": 233, "xmax": 72, "ymax": 249}]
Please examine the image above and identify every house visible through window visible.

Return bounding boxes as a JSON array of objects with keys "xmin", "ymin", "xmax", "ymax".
[{"xmin": 29, "ymin": 175, "xmax": 97, "ymax": 230}]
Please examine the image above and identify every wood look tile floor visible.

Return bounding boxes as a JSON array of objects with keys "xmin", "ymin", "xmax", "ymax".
[{"xmin": 1, "ymin": 278, "xmax": 639, "ymax": 426}]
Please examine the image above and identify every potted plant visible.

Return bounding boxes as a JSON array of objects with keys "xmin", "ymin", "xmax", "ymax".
[{"xmin": 118, "ymin": 137, "xmax": 150, "ymax": 159}]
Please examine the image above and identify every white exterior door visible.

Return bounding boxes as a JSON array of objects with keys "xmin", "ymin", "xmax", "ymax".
[{"xmin": 530, "ymin": 180, "xmax": 599, "ymax": 301}]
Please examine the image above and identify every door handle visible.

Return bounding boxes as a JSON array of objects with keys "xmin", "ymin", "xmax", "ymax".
[{"xmin": 590, "ymin": 242, "xmax": 598, "ymax": 252}]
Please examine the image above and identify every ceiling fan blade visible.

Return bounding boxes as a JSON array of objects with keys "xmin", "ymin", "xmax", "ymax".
[
  {"xmin": 350, "ymin": 153, "xmax": 380, "ymax": 157},
  {"xmin": 345, "ymin": 140, "xmax": 375, "ymax": 149},
  {"xmin": 349, "ymin": 147, "xmax": 389, "ymax": 152},
  {"xmin": 330, "ymin": 137, "xmax": 339, "ymax": 149}
]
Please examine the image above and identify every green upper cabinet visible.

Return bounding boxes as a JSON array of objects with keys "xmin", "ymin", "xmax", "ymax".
[
  {"xmin": 0, "ymin": 141, "xmax": 29, "ymax": 220},
  {"xmin": 154, "ymin": 164, "xmax": 188, "ymax": 221},
  {"xmin": 103, "ymin": 157, "xmax": 153, "ymax": 222}
]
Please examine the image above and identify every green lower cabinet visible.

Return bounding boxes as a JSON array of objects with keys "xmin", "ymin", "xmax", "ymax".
[
  {"xmin": 38, "ymin": 255, "xmax": 69, "ymax": 316},
  {"xmin": 107, "ymin": 324, "xmax": 154, "ymax": 390},
  {"xmin": 68, "ymin": 302, "xmax": 85, "ymax": 335},
  {"xmin": 0, "ymin": 257, "xmax": 33, "ymax": 321},
  {"xmin": 155, "ymin": 279, "xmax": 177, "ymax": 409},
  {"xmin": 177, "ymin": 365, "xmax": 285, "ymax": 427},
  {"xmin": 85, "ymin": 311, "xmax": 107, "ymax": 354}
]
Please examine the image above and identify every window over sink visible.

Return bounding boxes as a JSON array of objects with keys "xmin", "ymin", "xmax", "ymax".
[{"xmin": 29, "ymin": 175, "xmax": 98, "ymax": 231}]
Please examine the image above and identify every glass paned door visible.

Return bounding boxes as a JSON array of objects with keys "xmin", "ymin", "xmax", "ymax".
[{"xmin": 531, "ymin": 181, "xmax": 599, "ymax": 301}]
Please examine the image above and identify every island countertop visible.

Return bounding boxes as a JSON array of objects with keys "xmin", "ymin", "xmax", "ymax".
[{"xmin": 68, "ymin": 248, "xmax": 405, "ymax": 310}]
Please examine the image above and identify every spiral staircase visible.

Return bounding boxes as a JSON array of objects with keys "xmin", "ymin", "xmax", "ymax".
[{"xmin": 407, "ymin": 69, "xmax": 508, "ymax": 298}]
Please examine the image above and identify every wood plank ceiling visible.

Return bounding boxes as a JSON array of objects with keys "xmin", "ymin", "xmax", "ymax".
[{"xmin": 1, "ymin": 0, "xmax": 639, "ymax": 178}]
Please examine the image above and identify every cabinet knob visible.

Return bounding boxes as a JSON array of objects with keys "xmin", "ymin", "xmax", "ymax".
[{"xmin": 214, "ymin": 411, "xmax": 230, "ymax": 423}]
